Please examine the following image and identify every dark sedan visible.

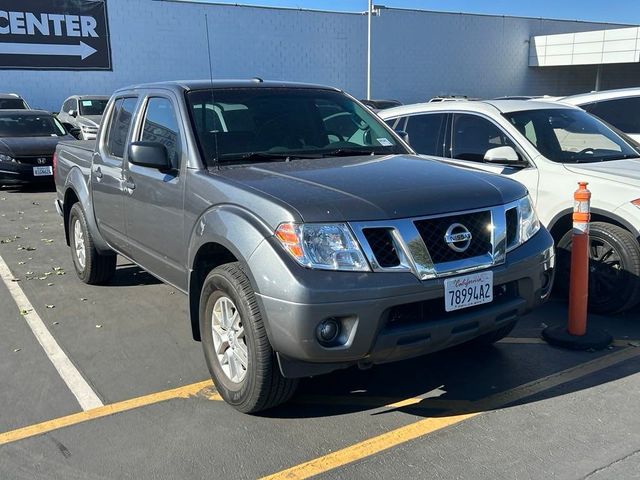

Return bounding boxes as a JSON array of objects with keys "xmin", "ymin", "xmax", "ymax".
[{"xmin": 0, "ymin": 110, "xmax": 74, "ymax": 185}]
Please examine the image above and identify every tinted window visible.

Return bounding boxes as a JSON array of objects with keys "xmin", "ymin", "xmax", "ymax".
[
  {"xmin": 141, "ymin": 98, "xmax": 181, "ymax": 168},
  {"xmin": 0, "ymin": 113, "xmax": 66, "ymax": 137},
  {"xmin": 106, "ymin": 98, "xmax": 137, "ymax": 159},
  {"xmin": 585, "ymin": 97, "xmax": 640, "ymax": 133},
  {"xmin": 0, "ymin": 98, "xmax": 28, "ymax": 109},
  {"xmin": 452, "ymin": 114, "xmax": 515, "ymax": 162},
  {"xmin": 186, "ymin": 88, "xmax": 407, "ymax": 165},
  {"xmin": 405, "ymin": 113, "xmax": 446, "ymax": 156},
  {"xmin": 79, "ymin": 99, "xmax": 109, "ymax": 116},
  {"xmin": 61, "ymin": 99, "xmax": 71, "ymax": 113},
  {"xmin": 505, "ymin": 108, "xmax": 639, "ymax": 163}
]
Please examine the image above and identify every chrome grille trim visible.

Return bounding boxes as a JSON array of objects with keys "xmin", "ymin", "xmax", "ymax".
[{"xmin": 350, "ymin": 204, "xmax": 511, "ymax": 280}]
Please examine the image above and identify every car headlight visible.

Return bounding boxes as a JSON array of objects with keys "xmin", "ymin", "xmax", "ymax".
[
  {"xmin": 0, "ymin": 153, "xmax": 15, "ymax": 163},
  {"xmin": 80, "ymin": 125, "xmax": 98, "ymax": 133},
  {"xmin": 275, "ymin": 222, "xmax": 370, "ymax": 271},
  {"xmin": 508, "ymin": 195, "xmax": 541, "ymax": 250}
]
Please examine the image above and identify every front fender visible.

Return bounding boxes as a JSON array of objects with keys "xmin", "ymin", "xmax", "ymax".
[{"xmin": 63, "ymin": 166, "xmax": 110, "ymax": 252}]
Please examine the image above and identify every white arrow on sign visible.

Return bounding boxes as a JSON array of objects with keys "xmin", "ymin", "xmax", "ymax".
[{"xmin": 0, "ymin": 41, "xmax": 97, "ymax": 60}]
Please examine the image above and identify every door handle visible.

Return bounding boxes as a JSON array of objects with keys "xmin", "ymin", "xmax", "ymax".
[
  {"xmin": 95, "ymin": 167, "xmax": 103, "ymax": 179},
  {"xmin": 124, "ymin": 179, "xmax": 136, "ymax": 190}
]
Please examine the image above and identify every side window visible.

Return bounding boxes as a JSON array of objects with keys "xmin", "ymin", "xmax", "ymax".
[
  {"xmin": 452, "ymin": 114, "xmax": 515, "ymax": 162},
  {"xmin": 106, "ymin": 97, "xmax": 137, "ymax": 159},
  {"xmin": 586, "ymin": 97, "xmax": 640, "ymax": 133},
  {"xmin": 61, "ymin": 99, "xmax": 70, "ymax": 113},
  {"xmin": 140, "ymin": 97, "xmax": 181, "ymax": 169},
  {"xmin": 405, "ymin": 113, "xmax": 446, "ymax": 156}
]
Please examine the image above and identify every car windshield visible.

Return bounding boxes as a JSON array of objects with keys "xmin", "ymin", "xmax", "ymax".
[
  {"xmin": 79, "ymin": 99, "xmax": 108, "ymax": 116},
  {"xmin": 186, "ymin": 87, "xmax": 408, "ymax": 165},
  {"xmin": 504, "ymin": 108, "xmax": 640, "ymax": 163},
  {"xmin": 0, "ymin": 98, "xmax": 27, "ymax": 109},
  {"xmin": 0, "ymin": 114, "xmax": 67, "ymax": 137}
]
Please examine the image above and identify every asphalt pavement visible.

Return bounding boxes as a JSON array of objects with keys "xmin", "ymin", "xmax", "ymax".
[{"xmin": 1, "ymin": 184, "xmax": 639, "ymax": 479}]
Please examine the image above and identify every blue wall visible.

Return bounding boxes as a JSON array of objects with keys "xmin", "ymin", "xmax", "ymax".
[{"xmin": 1, "ymin": 0, "xmax": 637, "ymax": 111}]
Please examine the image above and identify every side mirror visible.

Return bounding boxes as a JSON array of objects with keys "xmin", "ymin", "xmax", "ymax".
[
  {"xmin": 483, "ymin": 146, "xmax": 528, "ymax": 167},
  {"xmin": 69, "ymin": 110, "xmax": 77, "ymax": 117},
  {"xmin": 128, "ymin": 141, "xmax": 171, "ymax": 170},
  {"xmin": 395, "ymin": 130, "xmax": 409, "ymax": 143}
]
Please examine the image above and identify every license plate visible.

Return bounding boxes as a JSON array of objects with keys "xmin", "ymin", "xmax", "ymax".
[
  {"xmin": 33, "ymin": 166, "xmax": 53, "ymax": 176},
  {"xmin": 444, "ymin": 271, "xmax": 493, "ymax": 312}
]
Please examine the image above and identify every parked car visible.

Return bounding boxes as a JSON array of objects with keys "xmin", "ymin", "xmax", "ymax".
[
  {"xmin": 0, "ymin": 110, "xmax": 74, "ymax": 185},
  {"xmin": 380, "ymin": 100, "xmax": 640, "ymax": 314},
  {"xmin": 0, "ymin": 93, "xmax": 30, "ymax": 110},
  {"xmin": 556, "ymin": 87, "xmax": 640, "ymax": 143},
  {"xmin": 57, "ymin": 95, "xmax": 110, "ymax": 140},
  {"xmin": 55, "ymin": 80, "xmax": 554, "ymax": 413},
  {"xmin": 360, "ymin": 99, "xmax": 402, "ymax": 110}
]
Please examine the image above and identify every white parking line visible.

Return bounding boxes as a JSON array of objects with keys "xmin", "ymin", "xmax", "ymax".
[{"xmin": 0, "ymin": 255, "xmax": 103, "ymax": 411}]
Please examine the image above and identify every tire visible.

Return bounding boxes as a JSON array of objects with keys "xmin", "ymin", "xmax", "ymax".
[
  {"xmin": 68, "ymin": 203, "xmax": 116, "ymax": 285},
  {"xmin": 199, "ymin": 262, "xmax": 298, "ymax": 413},
  {"xmin": 464, "ymin": 320, "xmax": 516, "ymax": 348},
  {"xmin": 556, "ymin": 222, "xmax": 640, "ymax": 314}
]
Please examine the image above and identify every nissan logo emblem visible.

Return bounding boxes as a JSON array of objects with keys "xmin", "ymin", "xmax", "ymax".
[
  {"xmin": 444, "ymin": 223, "xmax": 473, "ymax": 252},
  {"xmin": 37, "ymin": 157, "xmax": 47, "ymax": 165}
]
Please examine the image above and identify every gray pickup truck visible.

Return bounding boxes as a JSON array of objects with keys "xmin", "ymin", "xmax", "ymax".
[{"xmin": 54, "ymin": 80, "xmax": 555, "ymax": 413}]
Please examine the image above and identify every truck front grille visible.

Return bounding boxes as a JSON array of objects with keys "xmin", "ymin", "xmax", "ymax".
[
  {"xmin": 413, "ymin": 211, "xmax": 492, "ymax": 263},
  {"xmin": 362, "ymin": 228, "xmax": 401, "ymax": 268}
]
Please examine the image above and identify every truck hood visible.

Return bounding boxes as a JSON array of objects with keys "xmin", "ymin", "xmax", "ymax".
[
  {"xmin": 217, "ymin": 154, "xmax": 527, "ymax": 222},
  {"xmin": 0, "ymin": 136, "xmax": 71, "ymax": 157},
  {"xmin": 563, "ymin": 159, "xmax": 640, "ymax": 187},
  {"xmin": 78, "ymin": 115, "xmax": 102, "ymax": 127}
]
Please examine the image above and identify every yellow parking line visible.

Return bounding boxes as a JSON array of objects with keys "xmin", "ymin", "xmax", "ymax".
[
  {"xmin": 0, "ymin": 380, "xmax": 219, "ymax": 446},
  {"xmin": 261, "ymin": 346, "xmax": 640, "ymax": 480}
]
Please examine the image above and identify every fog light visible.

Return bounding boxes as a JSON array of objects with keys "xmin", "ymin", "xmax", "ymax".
[{"xmin": 316, "ymin": 318, "xmax": 340, "ymax": 344}]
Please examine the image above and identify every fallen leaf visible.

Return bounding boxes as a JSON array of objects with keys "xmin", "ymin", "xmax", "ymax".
[
  {"xmin": 80, "ymin": 298, "xmax": 87, "ymax": 302},
  {"xmin": 52, "ymin": 321, "xmax": 59, "ymax": 325},
  {"xmin": 47, "ymin": 283, "xmax": 54, "ymax": 286},
  {"xmin": 45, "ymin": 304, "xmax": 55, "ymax": 309},
  {"xmin": 13, "ymin": 348, "xmax": 21, "ymax": 353},
  {"xmin": 19, "ymin": 308, "xmax": 32, "ymax": 316},
  {"xmin": 95, "ymin": 324, "xmax": 102, "ymax": 329},
  {"xmin": 25, "ymin": 271, "xmax": 33, "ymax": 275}
]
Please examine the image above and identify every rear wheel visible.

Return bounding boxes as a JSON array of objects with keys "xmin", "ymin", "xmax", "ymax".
[
  {"xmin": 200, "ymin": 262, "xmax": 298, "ymax": 413},
  {"xmin": 68, "ymin": 203, "xmax": 116, "ymax": 285},
  {"xmin": 556, "ymin": 222, "xmax": 640, "ymax": 314}
]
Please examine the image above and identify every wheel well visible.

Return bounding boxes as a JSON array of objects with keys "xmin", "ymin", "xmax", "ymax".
[
  {"xmin": 549, "ymin": 212, "xmax": 632, "ymax": 243},
  {"xmin": 189, "ymin": 243, "xmax": 238, "ymax": 341},
  {"xmin": 63, "ymin": 188, "xmax": 80, "ymax": 246}
]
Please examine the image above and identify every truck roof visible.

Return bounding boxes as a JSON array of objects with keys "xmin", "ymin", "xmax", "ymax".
[{"xmin": 114, "ymin": 79, "xmax": 342, "ymax": 95}]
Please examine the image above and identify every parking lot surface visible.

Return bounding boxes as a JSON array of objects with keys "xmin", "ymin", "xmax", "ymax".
[{"xmin": 1, "ymin": 185, "xmax": 639, "ymax": 479}]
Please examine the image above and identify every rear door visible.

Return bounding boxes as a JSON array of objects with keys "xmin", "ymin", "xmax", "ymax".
[
  {"xmin": 92, "ymin": 96, "xmax": 139, "ymax": 252},
  {"xmin": 123, "ymin": 94, "xmax": 187, "ymax": 288}
]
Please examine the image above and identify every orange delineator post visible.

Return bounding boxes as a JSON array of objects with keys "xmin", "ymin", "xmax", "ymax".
[{"xmin": 568, "ymin": 182, "xmax": 591, "ymax": 336}]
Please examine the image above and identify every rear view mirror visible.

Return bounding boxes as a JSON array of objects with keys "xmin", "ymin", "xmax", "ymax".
[
  {"xmin": 395, "ymin": 130, "xmax": 409, "ymax": 143},
  {"xmin": 128, "ymin": 141, "xmax": 171, "ymax": 170},
  {"xmin": 483, "ymin": 146, "xmax": 528, "ymax": 167}
]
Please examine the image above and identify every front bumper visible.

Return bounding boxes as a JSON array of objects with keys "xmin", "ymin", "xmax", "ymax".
[
  {"xmin": 0, "ymin": 162, "xmax": 54, "ymax": 185},
  {"xmin": 248, "ymin": 228, "xmax": 555, "ymax": 378}
]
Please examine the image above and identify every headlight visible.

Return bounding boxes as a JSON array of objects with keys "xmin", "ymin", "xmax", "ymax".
[
  {"xmin": 508, "ymin": 195, "xmax": 541, "ymax": 250},
  {"xmin": 275, "ymin": 222, "xmax": 370, "ymax": 271},
  {"xmin": 0, "ymin": 153, "xmax": 15, "ymax": 163},
  {"xmin": 80, "ymin": 125, "xmax": 98, "ymax": 133}
]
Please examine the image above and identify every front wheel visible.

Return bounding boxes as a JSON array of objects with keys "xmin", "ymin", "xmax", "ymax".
[
  {"xmin": 68, "ymin": 203, "xmax": 116, "ymax": 285},
  {"xmin": 200, "ymin": 262, "xmax": 298, "ymax": 413},
  {"xmin": 556, "ymin": 222, "xmax": 640, "ymax": 314}
]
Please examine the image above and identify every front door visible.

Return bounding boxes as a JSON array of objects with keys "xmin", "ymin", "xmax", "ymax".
[
  {"xmin": 123, "ymin": 95, "xmax": 187, "ymax": 289},
  {"xmin": 92, "ymin": 97, "xmax": 138, "ymax": 252}
]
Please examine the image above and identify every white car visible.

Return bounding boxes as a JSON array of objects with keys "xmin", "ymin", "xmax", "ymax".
[
  {"xmin": 379, "ymin": 100, "xmax": 640, "ymax": 314},
  {"xmin": 556, "ymin": 87, "xmax": 640, "ymax": 143}
]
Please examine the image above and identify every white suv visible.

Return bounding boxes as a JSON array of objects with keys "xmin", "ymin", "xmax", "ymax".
[
  {"xmin": 556, "ymin": 87, "xmax": 640, "ymax": 143},
  {"xmin": 379, "ymin": 100, "xmax": 640, "ymax": 314}
]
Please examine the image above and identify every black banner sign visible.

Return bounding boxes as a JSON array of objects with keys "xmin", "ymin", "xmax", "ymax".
[{"xmin": 0, "ymin": 0, "xmax": 111, "ymax": 70}]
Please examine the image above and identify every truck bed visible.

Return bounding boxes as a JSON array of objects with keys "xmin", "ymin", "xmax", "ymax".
[{"xmin": 55, "ymin": 140, "xmax": 96, "ymax": 192}]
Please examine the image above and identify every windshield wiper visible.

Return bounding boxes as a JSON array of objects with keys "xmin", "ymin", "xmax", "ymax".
[
  {"xmin": 597, "ymin": 154, "xmax": 640, "ymax": 161},
  {"xmin": 319, "ymin": 147, "xmax": 398, "ymax": 158},
  {"xmin": 217, "ymin": 152, "xmax": 318, "ymax": 164}
]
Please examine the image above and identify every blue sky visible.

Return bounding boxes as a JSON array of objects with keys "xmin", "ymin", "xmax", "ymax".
[{"xmin": 189, "ymin": 1, "xmax": 640, "ymax": 24}]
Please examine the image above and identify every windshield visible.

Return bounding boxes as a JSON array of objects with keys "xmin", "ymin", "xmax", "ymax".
[
  {"xmin": 504, "ymin": 108, "xmax": 639, "ymax": 163},
  {"xmin": 0, "ymin": 114, "xmax": 67, "ymax": 137},
  {"xmin": 79, "ymin": 99, "xmax": 108, "ymax": 116},
  {"xmin": 0, "ymin": 98, "xmax": 27, "ymax": 109},
  {"xmin": 186, "ymin": 88, "xmax": 409, "ymax": 165}
]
